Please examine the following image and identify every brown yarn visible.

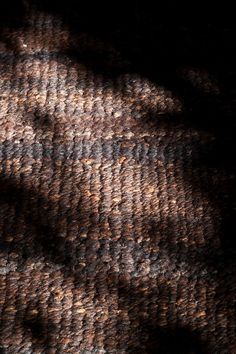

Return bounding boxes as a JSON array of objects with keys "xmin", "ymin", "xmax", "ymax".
[{"xmin": 0, "ymin": 2, "xmax": 235, "ymax": 353}]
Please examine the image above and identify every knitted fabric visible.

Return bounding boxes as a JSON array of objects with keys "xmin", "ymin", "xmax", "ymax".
[{"xmin": 0, "ymin": 2, "xmax": 235, "ymax": 353}]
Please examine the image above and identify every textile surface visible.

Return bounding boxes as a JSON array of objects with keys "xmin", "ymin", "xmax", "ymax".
[{"xmin": 0, "ymin": 1, "xmax": 235, "ymax": 353}]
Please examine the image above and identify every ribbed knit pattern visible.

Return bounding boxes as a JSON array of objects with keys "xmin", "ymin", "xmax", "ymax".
[{"xmin": 0, "ymin": 2, "xmax": 235, "ymax": 353}]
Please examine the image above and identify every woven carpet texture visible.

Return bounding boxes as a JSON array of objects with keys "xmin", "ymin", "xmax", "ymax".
[{"xmin": 0, "ymin": 1, "xmax": 235, "ymax": 353}]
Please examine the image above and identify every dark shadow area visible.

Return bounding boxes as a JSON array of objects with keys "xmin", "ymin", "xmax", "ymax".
[
  {"xmin": 146, "ymin": 327, "xmax": 207, "ymax": 354},
  {"xmin": 23, "ymin": 314, "xmax": 58, "ymax": 352},
  {"xmin": 117, "ymin": 280, "xmax": 208, "ymax": 353},
  {"xmin": 0, "ymin": 174, "xmax": 83, "ymax": 268}
]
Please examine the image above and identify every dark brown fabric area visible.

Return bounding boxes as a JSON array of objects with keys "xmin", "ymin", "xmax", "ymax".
[{"xmin": 0, "ymin": 1, "xmax": 235, "ymax": 353}]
